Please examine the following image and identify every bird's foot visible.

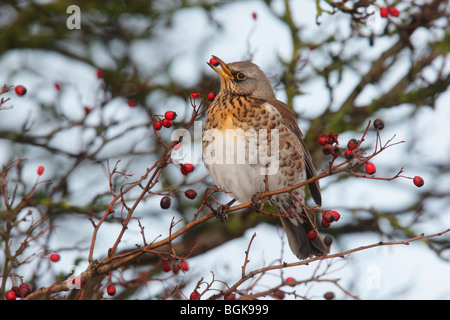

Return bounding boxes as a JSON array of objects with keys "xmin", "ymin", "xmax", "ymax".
[{"xmin": 214, "ymin": 199, "xmax": 236, "ymax": 222}]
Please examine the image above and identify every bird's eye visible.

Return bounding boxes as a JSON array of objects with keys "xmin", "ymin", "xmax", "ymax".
[{"xmin": 236, "ymin": 72, "xmax": 246, "ymax": 80}]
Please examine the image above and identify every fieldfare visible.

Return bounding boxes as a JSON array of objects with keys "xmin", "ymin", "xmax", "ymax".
[{"xmin": 202, "ymin": 56, "xmax": 326, "ymax": 259}]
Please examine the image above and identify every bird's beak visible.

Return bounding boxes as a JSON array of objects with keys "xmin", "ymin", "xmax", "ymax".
[{"xmin": 207, "ymin": 55, "xmax": 234, "ymax": 80}]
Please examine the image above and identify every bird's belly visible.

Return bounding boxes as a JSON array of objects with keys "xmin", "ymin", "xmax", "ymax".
[{"xmin": 207, "ymin": 162, "xmax": 266, "ymax": 203}]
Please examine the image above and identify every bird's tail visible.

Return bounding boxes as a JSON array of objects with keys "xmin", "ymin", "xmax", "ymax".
[{"xmin": 275, "ymin": 200, "xmax": 327, "ymax": 259}]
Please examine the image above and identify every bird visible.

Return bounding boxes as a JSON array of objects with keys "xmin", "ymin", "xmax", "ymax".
[{"xmin": 202, "ymin": 56, "xmax": 327, "ymax": 259}]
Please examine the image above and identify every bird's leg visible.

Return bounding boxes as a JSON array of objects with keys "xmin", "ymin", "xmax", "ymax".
[{"xmin": 215, "ymin": 199, "xmax": 236, "ymax": 222}]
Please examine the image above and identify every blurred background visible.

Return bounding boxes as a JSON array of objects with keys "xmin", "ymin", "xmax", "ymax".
[{"xmin": 0, "ymin": 0, "xmax": 449, "ymax": 299}]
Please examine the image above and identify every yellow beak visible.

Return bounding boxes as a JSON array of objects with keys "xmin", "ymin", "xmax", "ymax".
[{"xmin": 208, "ymin": 55, "xmax": 234, "ymax": 80}]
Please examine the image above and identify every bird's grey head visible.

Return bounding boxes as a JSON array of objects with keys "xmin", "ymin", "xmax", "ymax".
[{"xmin": 208, "ymin": 56, "xmax": 276, "ymax": 100}]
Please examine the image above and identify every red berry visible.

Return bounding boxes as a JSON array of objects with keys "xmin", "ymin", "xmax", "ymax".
[
  {"xmin": 162, "ymin": 261, "xmax": 171, "ymax": 272},
  {"xmin": 106, "ymin": 284, "xmax": 116, "ymax": 296},
  {"xmin": 180, "ymin": 163, "xmax": 194, "ymax": 175},
  {"xmin": 17, "ymin": 283, "xmax": 32, "ymax": 298},
  {"xmin": 322, "ymin": 210, "xmax": 335, "ymax": 223},
  {"xmin": 190, "ymin": 290, "xmax": 200, "ymax": 300},
  {"xmin": 365, "ymin": 162, "xmax": 376, "ymax": 175},
  {"xmin": 164, "ymin": 111, "xmax": 177, "ymax": 120},
  {"xmin": 161, "ymin": 118, "xmax": 172, "ymax": 128},
  {"xmin": 14, "ymin": 85, "xmax": 27, "ymax": 96},
  {"xmin": 374, "ymin": 118, "xmax": 385, "ymax": 130},
  {"xmin": 344, "ymin": 149, "xmax": 354, "ymax": 160},
  {"xmin": 96, "ymin": 68, "xmax": 104, "ymax": 78},
  {"xmin": 285, "ymin": 277, "xmax": 296, "ymax": 286},
  {"xmin": 317, "ymin": 134, "xmax": 329, "ymax": 146},
  {"xmin": 191, "ymin": 93, "xmax": 200, "ymax": 99},
  {"xmin": 330, "ymin": 210, "xmax": 340, "ymax": 222},
  {"xmin": 184, "ymin": 189, "xmax": 197, "ymax": 199},
  {"xmin": 224, "ymin": 293, "xmax": 236, "ymax": 300},
  {"xmin": 321, "ymin": 217, "xmax": 331, "ymax": 228},
  {"xmin": 5, "ymin": 290, "xmax": 16, "ymax": 300},
  {"xmin": 273, "ymin": 290, "xmax": 285, "ymax": 300},
  {"xmin": 160, "ymin": 196, "xmax": 171, "ymax": 209},
  {"xmin": 209, "ymin": 57, "xmax": 219, "ymax": 66},
  {"xmin": 172, "ymin": 263, "xmax": 180, "ymax": 275},
  {"xmin": 380, "ymin": 7, "xmax": 388, "ymax": 17},
  {"xmin": 127, "ymin": 100, "xmax": 137, "ymax": 107},
  {"xmin": 49, "ymin": 253, "xmax": 60, "ymax": 262},
  {"xmin": 322, "ymin": 144, "xmax": 333, "ymax": 156},
  {"xmin": 307, "ymin": 230, "xmax": 318, "ymax": 241},
  {"xmin": 54, "ymin": 82, "xmax": 61, "ymax": 91},
  {"xmin": 252, "ymin": 12, "xmax": 257, "ymax": 20},
  {"xmin": 207, "ymin": 92, "xmax": 215, "ymax": 101},
  {"xmin": 413, "ymin": 176, "xmax": 424, "ymax": 187},
  {"xmin": 37, "ymin": 165, "xmax": 45, "ymax": 176},
  {"xmin": 153, "ymin": 121, "xmax": 162, "ymax": 131},
  {"xmin": 388, "ymin": 7, "xmax": 400, "ymax": 17},
  {"xmin": 347, "ymin": 138, "xmax": 359, "ymax": 150},
  {"xmin": 84, "ymin": 106, "xmax": 93, "ymax": 115},
  {"xmin": 180, "ymin": 261, "xmax": 189, "ymax": 272},
  {"xmin": 324, "ymin": 291, "xmax": 335, "ymax": 300}
]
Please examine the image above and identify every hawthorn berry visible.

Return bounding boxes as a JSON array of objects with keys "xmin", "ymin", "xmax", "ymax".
[
  {"xmin": 273, "ymin": 290, "xmax": 285, "ymax": 300},
  {"xmin": 388, "ymin": 7, "xmax": 400, "ymax": 17},
  {"xmin": 161, "ymin": 118, "xmax": 172, "ymax": 128},
  {"xmin": 14, "ymin": 85, "xmax": 27, "ymax": 96},
  {"xmin": 5, "ymin": 290, "xmax": 16, "ymax": 300},
  {"xmin": 322, "ymin": 211, "xmax": 335, "ymax": 223},
  {"xmin": 209, "ymin": 57, "xmax": 219, "ymax": 66},
  {"xmin": 344, "ymin": 149, "xmax": 354, "ymax": 160},
  {"xmin": 153, "ymin": 121, "xmax": 163, "ymax": 131},
  {"xmin": 37, "ymin": 165, "xmax": 45, "ymax": 176},
  {"xmin": 317, "ymin": 133, "xmax": 329, "ymax": 146},
  {"xmin": 374, "ymin": 118, "xmax": 385, "ymax": 130},
  {"xmin": 307, "ymin": 230, "xmax": 318, "ymax": 241},
  {"xmin": 322, "ymin": 144, "xmax": 333, "ymax": 156},
  {"xmin": 84, "ymin": 107, "xmax": 93, "ymax": 115},
  {"xmin": 190, "ymin": 290, "xmax": 200, "ymax": 300},
  {"xmin": 162, "ymin": 261, "xmax": 172, "ymax": 272},
  {"xmin": 413, "ymin": 176, "xmax": 424, "ymax": 187},
  {"xmin": 184, "ymin": 189, "xmax": 197, "ymax": 199},
  {"xmin": 380, "ymin": 7, "xmax": 388, "ymax": 17},
  {"xmin": 180, "ymin": 260, "xmax": 189, "ymax": 272},
  {"xmin": 207, "ymin": 92, "xmax": 215, "ymax": 101},
  {"xmin": 324, "ymin": 291, "xmax": 335, "ymax": 300},
  {"xmin": 49, "ymin": 253, "xmax": 60, "ymax": 262},
  {"xmin": 252, "ymin": 12, "xmax": 257, "ymax": 20},
  {"xmin": 16, "ymin": 283, "xmax": 32, "ymax": 298},
  {"xmin": 321, "ymin": 218, "xmax": 331, "ymax": 228},
  {"xmin": 107, "ymin": 284, "xmax": 116, "ymax": 296},
  {"xmin": 224, "ymin": 293, "xmax": 236, "ymax": 300},
  {"xmin": 191, "ymin": 93, "xmax": 201, "ymax": 99},
  {"xmin": 365, "ymin": 162, "xmax": 376, "ymax": 175},
  {"xmin": 172, "ymin": 263, "xmax": 180, "ymax": 275},
  {"xmin": 164, "ymin": 111, "xmax": 177, "ymax": 120},
  {"xmin": 347, "ymin": 138, "xmax": 359, "ymax": 150},
  {"xmin": 331, "ymin": 210, "xmax": 340, "ymax": 222},
  {"xmin": 181, "ymin": 163, "xmax": 194, "ymax": 175},
  {"xmin": 127, "ymin": 100, "xmax": 136, "ymax": 107},
  {"xmin": 160, "ymin": 196, "xmax": 171, "ymax": 209},
  {"xmin": 96, "ymin": 68, "xmax": 104, "ymax": 78},
  {"xmin": 285, "ymin": 277, "xmax": 296, "ymax": 286}
]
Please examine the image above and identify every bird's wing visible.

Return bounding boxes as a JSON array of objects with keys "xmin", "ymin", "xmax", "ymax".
[{"xmin": 267, "ymin": 99, "xmax": 322, "ymax": 206}]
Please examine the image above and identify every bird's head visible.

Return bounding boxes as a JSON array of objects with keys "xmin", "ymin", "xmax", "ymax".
[{"xmin": 207, "ymin": 56, "xmax": 275, "ymax": 100}]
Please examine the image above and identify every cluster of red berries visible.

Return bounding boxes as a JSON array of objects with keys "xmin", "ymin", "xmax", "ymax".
[
  {"xmin": 380, "ymin": 6, "xmax": 400, "ymax": 18},
  {"xmin": 318, "ymin": 130, "xmax": 341, "ymax": 157},
  {"xmin": 5, "ymin": 283, "xmax": 32, "ymax": 300},
  {"xmin": 154, "ymin": 111, "xmax": 177, "ymax": 130},
  {"xmin": 191, "ymin": 91, "xmax": 216, "ymax": 101},
  {"xmin": 161, "ymin": 260, "xmax": 189, "ymax": 275},
  {"xmin": 321, "ymin": 210, "xmax": 340, "ymax": 228}
]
